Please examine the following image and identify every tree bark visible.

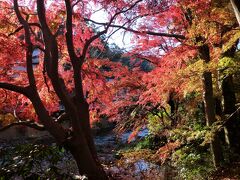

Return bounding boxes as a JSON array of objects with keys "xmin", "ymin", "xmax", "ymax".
[
  {"xmin": 222, "ymin": 75, "xmax": 240, "ymax": 152},
  {"xmin": 199, "ymin": 44, "xmax": 223, "ymax": 168},
  {"xmin": 230, "ymin": 0, "xmax": 240, "ymax": 26},
  {"xmin": 220, "ymin": 43, "xmax": 240, "ymax": 153},
  {"xmin": 67, "ymin": 128, "xmax": 108, "ymax": 180}
]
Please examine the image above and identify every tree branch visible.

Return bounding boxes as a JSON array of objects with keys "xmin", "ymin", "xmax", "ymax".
[
  {"xmin": 37, "ymin": 0, "xmax": 77, "ymax": 118},
  {"xmin": 0, "ymin": 82, "xmax": 29, "ymax": 97},
  {"xmin": 72, "ymin": 0, "xmax": 82, "ymax": 9},
  {"xmin": 8, "ymin": 23, "xmax": 41, "ymax": 36},
  {"xmin": 65, "ymin": 0, "xmax": 77, "ymax": 60},
  {"xmin": 216, "ymin": 106, "xmax": 240, "ymax": 132},
  {"xmin": 0, "ymin": 120, "xmax": 45, "ymax": 132},
  {"xmin": 80, "ymin": 0, "xmax": 145, "ymax": 62},
  {"xmin": 14, "ymin": 0, "xmax": 36, "ymax": 88},
  {"xmin": 84, "ymin": 18, "xmax": 185, "ymax": 39}
]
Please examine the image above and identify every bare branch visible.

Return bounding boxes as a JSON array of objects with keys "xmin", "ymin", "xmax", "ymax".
[
  {"xmin": 72, "ymin": 0, "xmax": 82, "ymax": 9},
  {"xmin": 0, "ymin": 120, "xmax": 45, "ymax": 132},
  {"xmin": 80, "ymin": 0, "xmax": 145, "ymax": 62},
  {"xmin": 85, "ymin": 18, "xmax": 185, "ymax": 39},
  {"xmin": 33, "ymin": 45, "xmax": 45, "ymax": 52},
  {"xmin": 116, "ymin": 0, "xmax": 143, "ymax": 15}
]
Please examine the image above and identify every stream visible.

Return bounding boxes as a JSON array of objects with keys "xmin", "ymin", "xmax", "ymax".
[{"xmin": 0, "ymin": 128, "xmax": 175, "ymax": 179}]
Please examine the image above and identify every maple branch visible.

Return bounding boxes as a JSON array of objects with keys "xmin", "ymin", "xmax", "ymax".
[
  {"xmin": 81, "ymin": 6, "xmax": 132, "ymax": 62},
  {"xmin": 8, "ymin": 23, "xmax": 41, "ymax": 36},
  {"xmin": 72, "ymin": 0, "xmax": 82, "ymax": 9},
  {"xmin": 65, "ymin": 0, "xmax": 77, "ymax": 60},
  {"xmin": 37, "ymin": 0, "xmax": 76, "ymax": 116},
  {"xmin": 80, "ymin": 0, "xmax": 144, "ymax": 62},
  {"xmin": 0, "ymin": 82, "xmax": 29, "ymax": 97},
  {"xmin": 85, "ymin": 18, "xmax": 185, "ymax": 39},
  {"xmin": 231, "ymin": 0, "xmax": 240, "ymax": 26},
  {"xmin": 30, "ymin": 27, "xmax": 44, "ymax": 45},
  {"xmin": 14, "ymin": 0, "xmax": 36, "ymax": 88},
  {"xmin": 0, "ymin": 120, "xmax": 45, "ymax": 132},
  {"xmin": 36, "ymin": 2, "xmax": 85, "ymax": 142},
  {"xmin": 36, "ymin": 0, "xmax": 53, "ymax": 37},
  {"xmin": 118, "ymin": 0, "xmax": 143, "ymax": 15}
]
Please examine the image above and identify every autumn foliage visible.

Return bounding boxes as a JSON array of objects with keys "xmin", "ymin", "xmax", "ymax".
[{"xmin": 0, "ymin": 0, "xmax": 240, "ymax": 179}]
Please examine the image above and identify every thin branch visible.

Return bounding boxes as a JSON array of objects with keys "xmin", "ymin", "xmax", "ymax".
[
  {"xmin": 117, "ymin": 0, "xmax": 143, "ymax": 15},
  {"xmin": 54, "ymin": 112, "xmax": 69, "ymax": 123},
  {"xmin": 0, "ymin": 120, "xmax": 45, "ymax": 132},
  {"xmin": 216, "ymin": 106, "xmax": 240, "ymax": 132},
  {"xmin": 84, "ymin": 18, "xmax": 185, "ymax": 39},
  {"xmin": 8, "ymin": 23, "xmax": 41, "ymax": 36},
  {"xmin": 160, "ymin": 106, "xmax": 175, "ymax": 121},
  {"xmin": 80, "ymin": 0, "xmax": 144, "ymax": 62},
  {"xmin": 72, "ymin": 0, "xmax": 82, "ymax": 9},
  {"xmin": 132, "ymin": 55, "xmax": 159, "ymax": 65},
  {"xmin": 33, "ymin": 45, "xmax": 45, "ymax": 52}
]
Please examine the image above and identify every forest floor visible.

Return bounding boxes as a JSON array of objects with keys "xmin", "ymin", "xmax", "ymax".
[
  {"xmin": 0, "ymin": 130, "xmax": 240, "ymax": 179},
  {"xmin": 209, "ymin": 162, "xmax": 240, "ymax": 180},
  {"xmin": 0, "ymin": 131, "xmax": 167, "ymax": 179}
]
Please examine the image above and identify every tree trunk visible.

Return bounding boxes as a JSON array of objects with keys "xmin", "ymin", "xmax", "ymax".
[
  {"xmin": 77, "ymin": 100, "xmax": 107, "ymax": 176},
  {"xmin": 62, "ymin": 100, "xmax": 108, "ymax": 179},
  {"xmin": 220, "ymin": 43, "xmax": 240, "ymax": 153},
  {"xmin": 202, "ymin": 72, "xmax": 223, "ymax": 168},
  {"xmin": 30, "ymin": 91, "xmax": 108, "ymax": 179},
  {"xmin": 200, "ymin": 44, "xmax": 223, "ymax": 168},
  {"xmin": 222, "ymin": 75, "xmax": 240, "ymax": 152},
  {"xmin": 67, "ymin": 132, "xmax": 108, "ymax": 180}
]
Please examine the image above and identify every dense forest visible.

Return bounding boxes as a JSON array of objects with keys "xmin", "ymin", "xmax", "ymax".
[{"xmin": 0, "ymin": 0, "xmax": 240, "ymax": 179}]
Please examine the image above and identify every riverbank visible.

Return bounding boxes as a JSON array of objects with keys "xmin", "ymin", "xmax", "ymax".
[{"xmin": 1, "ymin": 131, "xmax": 240, "ymax": 179}]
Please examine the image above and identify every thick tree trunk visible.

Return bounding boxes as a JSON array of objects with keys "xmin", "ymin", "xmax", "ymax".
[
  {"xmin": 77, "ymin": 100, "xmax": 107, "ymax": 176},
  {"xmin": 202, "ymin": 72, "xmax": 223, "ymax": 168},
  {"xmin": 67, "ymin": 132, "xmax": 108, "ymax": 180},
  {"xmin": 30, "ymin": 90, "xmax": 108, "ymax": 179},
  {"xmin": 200, "ymin": 45, "xmax": 223, "ymax": 168},
  {"xmin": 78, "ymin": 100, "xmax": 99, "ymax": 160}
]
